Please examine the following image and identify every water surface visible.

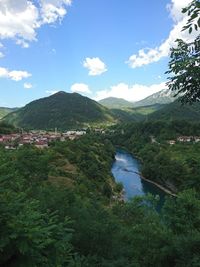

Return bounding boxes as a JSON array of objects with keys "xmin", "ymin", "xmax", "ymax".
[{"xmin": 111, "ymin": 150, "xmax": 166, "ymax": 208}]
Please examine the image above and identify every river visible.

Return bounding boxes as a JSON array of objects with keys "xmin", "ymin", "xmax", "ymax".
[{"xmin": 111, "ymin": 150, "xmax": 166, "ymax": 209}]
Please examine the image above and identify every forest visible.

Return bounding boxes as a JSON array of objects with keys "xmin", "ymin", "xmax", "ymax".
[
  {"xmin": 110, "ymin": 121, "xmax": 200, "ymax": 193},
  {"xmin": 1, "ymin": 131, "xmax": 200, "ymax": 267}
]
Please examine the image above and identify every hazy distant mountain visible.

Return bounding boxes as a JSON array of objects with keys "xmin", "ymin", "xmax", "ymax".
[
  {"xmin": 133, "ymin": 89, "xmax": 176, "ymax": 107},
  {"xmin": 150, "ymin": 100, "xmax": 200, "ymax": 121},
  {"xmin": 0, "ymin": 107, "xmax": 18, "ymax": 119},
  {"xmin": 99, "ymin": 97, "xmax": 133, "ymax": 109},
  {"xmin": 4, "ymin": 91, "xmax": 116, "ymax": 130}
]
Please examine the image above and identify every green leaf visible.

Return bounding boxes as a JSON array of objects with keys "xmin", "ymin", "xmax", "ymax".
[
  {"xmin": 198, "ymin": 17, "xmax": 200, "ymax": 27},
  {"xmin": 182, "ymin": 8, "xmax": 187, "ymax": 13},
  {"xmin": 189, "ymin": 27, "xmax": 192, "ymax": 34}
]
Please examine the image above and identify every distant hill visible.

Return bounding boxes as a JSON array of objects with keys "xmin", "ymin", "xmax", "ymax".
[
  {"xmin": 110, "ymin": 104, "xmax": 165, "ymax": 123},
  {"xmin": 150, "ymin": 100, "xmax": 200, "ymax": 121},
  {"xmin": 4, "ymin": 92, "xmax": 116, "ymax": 130},
  {"xmin": 0, "ymin": 107, "xmax": 18, "ymax": 119},
  {"xmin": 99, "ymin": 97, "xmax": 133, "ymax": 109},
  {"xmin": 110, "ymin": 109, "xmax": 144, "ymax": 122},
  {"xmin": 133, "ymin": 89, "xmax": 176, "ymax": 107}
]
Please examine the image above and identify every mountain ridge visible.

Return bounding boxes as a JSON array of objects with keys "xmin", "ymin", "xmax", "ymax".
[
  {"xmin": 99, "ymin": 97, "xmax": 133, "ymax": 109},
  {"xmin": 4, "ymin": 91, "xmax": 116, "ymax": 130},
  {"xmin": 132, "ymin": 88, "xmax": 176, "ymax": 107}
]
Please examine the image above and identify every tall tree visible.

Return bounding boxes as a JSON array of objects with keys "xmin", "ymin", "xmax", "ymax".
[{"xmin": 166, "ymin": 0, "xmax": 200, "ymax": 104}]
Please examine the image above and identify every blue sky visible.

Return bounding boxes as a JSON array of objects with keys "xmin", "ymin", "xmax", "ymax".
[{"xmin": 0, "ymin": 0, "xmax": 193, "ymax": 107}]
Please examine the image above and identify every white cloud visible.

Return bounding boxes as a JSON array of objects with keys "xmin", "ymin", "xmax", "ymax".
[
  {"xmin": 0, "ymin": 67, "xmax": 31, "ymax": 81},
  {"xmin": 46, "ymin": 90, "xmax": 59, "ymax": 95},
  {"xmin": 83, "ymin": 57, "xmax": 107, "ymax": 76},
  {"xmin": 24, "ymin": 82, "xmax": 32, "ymax": 88},
  {"xmin": 40, "ymin": 0, "xmax": 72, "ymax": 24},
  {"xmin": 70, "ymin": 83, "xmax": 91, "ymax": 94},
  {"xmin": 127, "ymin": 0, "xmax": 198, "ymax": 68},
  {"xmin": 94, "ymin": 82, "xmax": 167, "ymax": 102},
  {"xmin": 167, "ymin": 0, "xmax": 191, "ymax": 22},
  {"xmin": 0, "ymin": 0, "xmax": 72, "ymax": 47},
  {"xmin": 0, "ymin": 42, "xmax": 5, "ymax": 57}
]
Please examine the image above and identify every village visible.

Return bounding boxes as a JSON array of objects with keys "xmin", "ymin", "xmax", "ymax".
[
  {"xmin": 150, "ymin": 135, "xmax": 200, "ymax": 145},
  {"xmin": 0, "ymin": 129, "xmax": 88, "ymax": 150},
  {"xmin": 167, "ymin": 136, "xmax": 200, "ymax": 145}
]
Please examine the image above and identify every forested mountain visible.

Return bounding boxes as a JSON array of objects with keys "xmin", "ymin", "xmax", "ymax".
[
  {"xmin": 99, "ymin": 97, "xmax": 133, "ymax": 109},
  {"xmin": 133, "ymin": 89, "xmax": 176, "ymax": 107},
  {"xmin": 4, "ymin": 91, "xmax": 116, "ymax": 130},
  {"xmin": 150, "ymin": 100, "xmax": 200, "ymax": 121}
]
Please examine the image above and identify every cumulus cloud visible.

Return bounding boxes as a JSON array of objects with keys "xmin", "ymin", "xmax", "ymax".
[
  {"xmin": 40, "ymin": 0, "xmax": 72, "ymax": 24},
  {"xmin": 0, "ymin": 0, "xmax": 72, "ymax": 47},
  {"xmin": 167, "ymin": 0, "xmax": 191, "ymax": 22},
  {"xmin": 95, "ymin": 82, "xmax": 167, "ymax": 102},
  {"xmin": 0, "ymin": 67, "xmax": 31, "ymax": 81},
  {"xmin": 83, "ymin": 57, "xmax": 107, "ymax": 76},
  {"xmin": 46, "ymin": 90, "xmax": 59, "ymax": 95},
  {"xmin": 70, "ymin": 83, "xmax": 91, "ymax": 94},
  {"xmin": 127, "ymin": 0, "xmax": 197, "ymax": 68},
  {"xmin": 0, "ymin": 52, "xmax": 4, "ymax": 58},
  {"xmin": 24, "ymin": 82, "xmax": 32, "ymax": 88}
]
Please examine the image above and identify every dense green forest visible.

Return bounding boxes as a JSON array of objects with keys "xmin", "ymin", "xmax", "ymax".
[
  {"xmin": 0, "ymin": 122, "xmax": 19, "ymax": 134},
  {"xmin": 109, "ymin": 121, "xmax": 200, "ymax": 193},
  {"xmin": 1, "ymin": 131, "xmax": 200, "ymax": 266}
]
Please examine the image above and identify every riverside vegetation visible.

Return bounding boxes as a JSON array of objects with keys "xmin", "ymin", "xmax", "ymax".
[{"xmin": 1, "ymin": 125, "xmax": 200, "ymax": 267}]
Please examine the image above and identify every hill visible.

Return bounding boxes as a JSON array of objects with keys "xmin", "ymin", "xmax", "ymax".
[
  {"xmin": 150, "ymin": 100, "xmax": 200, "ymax": 121},
  {"xmin": 0, "ymin": 107, "xmax": 18, "ymax": 119},
  {"xmin": 4, "ymin": 91, "xmax": 116, "ymax": 130},
  {"xmin": 99, "ymin": 97, "xmax": 133, "ymax": 109},
  {"xmin": 133, "ymin": 88, "xmax": 176, "ymax": 107},
  {"xmin": 110, "ymin": 104, "xmax": 164, "ymax": 122}
]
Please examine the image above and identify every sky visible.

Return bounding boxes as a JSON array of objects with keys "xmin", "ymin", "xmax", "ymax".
[{"xmin": 0, "ymin": 0, "xmax": 195, "ymax": 107}]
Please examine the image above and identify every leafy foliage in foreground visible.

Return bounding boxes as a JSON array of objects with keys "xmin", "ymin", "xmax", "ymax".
[
  {"xmin": 0, "ymin": 133, "xmax": 200, "ymax": 266},
  {"xmin": 166, "ymin": 0, "xmax": 200, "ymax": 103}
]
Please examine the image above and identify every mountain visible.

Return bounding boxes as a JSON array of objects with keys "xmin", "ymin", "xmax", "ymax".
[
  {"xmin": 4, "ymin": 91, "xmax": 116, "ymax": 130},
  {"xmin": 0, "ymin": 107, "xmax": 18, "ymax": 119},
  {"xmin": 150, "ymin": 100, "xmax": 200, "ymax": 121},
  {"xmin": 99, "ymin": 97, "xmax": 133, "ymax": 109},
  {"xmin": 133, "ymin": 89, "xmax": 176, "ymax": 107}
]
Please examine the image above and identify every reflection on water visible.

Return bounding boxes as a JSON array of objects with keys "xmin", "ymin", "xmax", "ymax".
[{"xmin": 111, "ymin": 150, "xmax": 166, "ymax": 209}]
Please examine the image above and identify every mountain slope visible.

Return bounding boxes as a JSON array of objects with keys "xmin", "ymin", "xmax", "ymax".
[
  {"xmin": 4, "ymin": 92, "xmax": 116, "ymax": 130},
  {"xmin": 150, "ymin": 100, "xmax": 200, "ymax": 121},
  {"xmin": 99, "ymin": 97, "xmax": 133, "ymax": 109},
  {"xmin": 0, "ymin": 107, "xmax": 18, "ymax": 119},
  {"xmin": 133, "ymin": 89, "xmax": 176, "ymax": 107}
]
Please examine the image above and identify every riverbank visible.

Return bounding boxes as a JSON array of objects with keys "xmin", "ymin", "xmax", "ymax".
[
  {"xmin": 115, "ymin": 147, "xmax": 177, "ymax": 197},
  {"xmin": 138, "ymin": 172, "xmax": 177, "ymax": 197}
]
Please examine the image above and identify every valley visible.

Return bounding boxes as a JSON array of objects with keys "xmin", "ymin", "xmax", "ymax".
[{"xmin": 1, "ymin": 0, "xmax": 200, "ymax": 266}]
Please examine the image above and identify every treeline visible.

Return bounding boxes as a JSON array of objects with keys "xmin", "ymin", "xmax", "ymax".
[
  {"xmin": 0, "ymin": 122, "xmax": 19, "ymax": 134},
  {"xmin": 109, "ymin": 120, "xmax": 200, "ymax": 192},
  {"xmin": 1, "ymin": 132, "xmax": 200, "ymax": 266}
]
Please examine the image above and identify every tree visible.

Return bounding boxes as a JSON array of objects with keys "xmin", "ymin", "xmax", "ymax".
[{"xmin": 166, "ymin": 0, "xmax": 200, "ymax": 104}]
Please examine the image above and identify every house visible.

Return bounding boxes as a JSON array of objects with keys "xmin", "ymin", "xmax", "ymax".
[
  {"xmin": 35, "ymin": 141, "xmax": 48, "ymax": 149},
  {"xmin": 194, "ymin": 136, "xmax": 200, "ymax": 143},
  {"xmin": 167, "ymin": 140, "xmax": 176, "ymax": 145},
  {"xmin": 177, "ymin": 136, "xmax": 192, "ymax": 142},
  {"xmin": 5, "ymin": 145, "xmax": 16, "ymax": 150}
]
